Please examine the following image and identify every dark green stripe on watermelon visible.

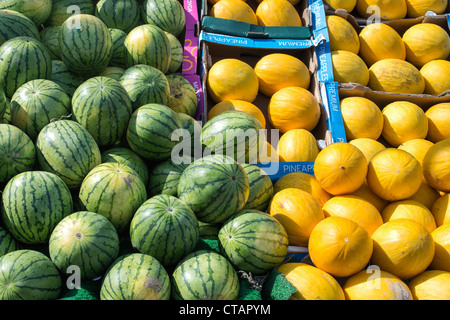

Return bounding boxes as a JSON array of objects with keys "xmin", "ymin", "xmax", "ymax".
[
  {"xmin": 46, "ymin": 0, "xmax": 95, "ymax": 27},
  {"xmin": 108, "ymin": 28, "xmax": 127, "ymax": 68},
  {"xmin": 0, "ymin": 87, "xmax": 6, "ymax": 120},
  {"xmin": 165, "ymin": 31, "xmax": 183, "ymax": 74},
  {"xmin": 95, "ymin": 0, "xmax": 141, "ymax": 34},
  {"xmin": 50, "ymin": 60, "xmax": 84, "ymax": 97},
  {"xmin": 40, "ymin": 26, "xmax": 61, "ymax": 60},
  {"xmin": 0, "ymin": 0, "xmax": 52, "ymax": 26},
  {"xmin": 148, "ymin": 157, "xmax": 190, "ymax": 197},
  {"xmin": 241, "ymin": 163, "xmax": 274, "ymax": 212},
  {"xmin": 142, "ymin": 0, "xmax": 186, "ymax": 37},
  {"xmin": 97, "ymin": 66, "xmax": 125, "ymax": 82},
  {"xmin": 0, "ymin": 9, "xmax": 40, "ymax": 46},
  {"xmin": 167, "ymin": 75, "xmax": 198, "ymax": 118},
  {"xmin": 0, "ymin": 226, "xmax": 19, "ymax": 257}
]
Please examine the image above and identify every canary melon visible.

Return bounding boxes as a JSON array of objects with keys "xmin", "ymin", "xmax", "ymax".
[
  {"xmin": 430, "ymin": 224, "xmax": 450, "ymax": 272},
  {"xmin": 431, "ymin": 193, "xmax": 450, "ymax": 227},
  {"xmin": 381, "ymin": 200, "xmax": 437, "ymax": 233},
  {"xmin": 406, "ymin": 182, "xmax": 441, "ymax": 210},
  {"xmin": 425, "ymin": 103, "xmax": 450, "ymax": 142},
  {"xmin": 255, "ymin": 0, "xmax": 302, "ymax": 27},
  {"xmin": 422, "ymin": 139, "xmax": 450, "ymax": 192},
  {"xmin": 277, "ymin": 129, "xmax": 319, "ymax": 162},
  {"xmin": 420, "ymin": 60, "xmax": 450, "ymax": 95},
  {"xmin": 349, "ymin": 138, "xmax": 386, "ymax": 163},
  {"xmin": 326, "ymin": 15, "xmax": 359, "ymax": 54},
  {"xmin": 348, "ymin": 181, "xmax": 389, "ymax": 213},
  {"xmin": 327, "ymin": 0, "xmax": 357, "ymax": 12},
  {"xmin": 208, "ymin": 100, "xmax": 266, "ymax": 129},
  {"xmin": 331, "ymin": 50, "xmax": 370, "ymax": 86},
  {"xmin": 405, "ymin": 0, "xmax": 448, "ymax": 17},
  {"xmin": 408, "ymin": 270, "xmax": 450, "ymax": 300},
  {"xmin": 340, "ymin": 97, "xmax": 383, "ymax": 140},
  {"xmin": 209, "ymin": 0, "xmax": 258, "ymax": 24},
  {"xmin": 398, "ymin": 139, "xmax": 434, "ymax": 167},
  {"xmin": 356, "ymin": 0, "xmax": 407, "ymax": 20}
]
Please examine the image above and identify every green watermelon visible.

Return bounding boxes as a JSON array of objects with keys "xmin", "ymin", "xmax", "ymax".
[
  {"xmin": 0, "ymin": 36, "xmax": 52, "ymax": 98},
  {"xmin": 0, "ymin": 9, "xmax": 40, "ymax": 46},
  {"xmin": 50, "ymin": 60, "xmax": 84, "ymax": 97},
  {"xmin": 49, "ymin": 211, "xmax": 120, "ymax": 280},
  {"xmin": 198, "ymin": 221, "xmax": 221, "ymax": 239},
  {"xmin": 171, "ymin": 250, "xmax": 240, "ymax": 300},
  {"xmin": 218, "ymin": 209, "xmax": 289, "ymax": 275},
  {"xmin": 100, "ymin": 253, "xmax": 171, "ymax": 300},
  {"xmin": 101, "ymin": 147, "xmax": 149, "ymax": 186},
  {"xmin": 167, "ymin": 75, "xmax": 198, "ymax": 117},
  {"xmin": 130, "ymin": 194, "xmax": 199, "ymax": 267},
  {"xmin": 165, "ymin": 31, "xmax": 183, "ymax": 74},
  {"xmin": 0, "ymin": 226, "xmax": 19, "ymax": 258},
  {"xmin": 241, "ymin": 163, "xmax": 274, "ymax": 212},
  {"xmin": 148, "ymin": 157, "xmax": 190, "ymax": 197},
  {"xmin": 0, "ymin": 250, "xmax": 62, "ymax": 300},
  {"xmin": 59, "ymin": 14, "xmax": 113, "ymax": 76},
  {"xmin": 119, "ymin": 64, "xmax": 170, "ymax": 110},
  {"xmin": 124, "ymin": 24, "xmax": 171, "ymax": 73},
  {"xmin": 109, "ymin": 28, "xmax": 127, "ymax": 68},
  {"xmin": 126, "ymin": 103, "xmax": 182, "ymax": 161},
  {"xmin": 142, "ymin": 0, "xmax": 186, "ymax": 37},
  {"xmin": 78, "ymin": 162, "xmax": 147, "ymax": 233},
  {"xmin": 177, "ymin": 155, "xmax": 250, "ymax": 224},
  {"xmin": 0, "ymin": 124, "xmax": 36, "ymax": 184},
  {"xmin": 10, "ymin": 79, "xmax": 71, "ymax": 141},
  {"xmin": 1, "ymin": 97, "xmax": 10, "ymax": 124},
  {"xmin": 71, "ymin": 76, "xmax": 133, "ymax": 147},
  {"xmin": 1, "ymin": 171, "xmax": 73, "ymax": 244},
  {"xmin": 177, "ymin": 112, "xmax": 202, "ymax": 159},
  {"xmin": 0, "ymin": 87, "xmax": 5, "ymax": 120},
  {"xmin": 95, "ymin": 0, "xmax": 141, "ymax": 33},
  {"xmin": 46, "ymin": 0, "xmax": 95, "ymax": 26},
  {"xmin": 35, "ymin": 120, "xmax": 102, "ymax": 190},
  {"xmin": 98, "ymin": 66, "xmax": 125, "ymax": 81},
  {"xmin": 0, "ymin": 0, "xmax": 52, "ymax": 26},
  {"xmin": 39, "ymin": 26, "xmax": 61, "ymax": 60}
]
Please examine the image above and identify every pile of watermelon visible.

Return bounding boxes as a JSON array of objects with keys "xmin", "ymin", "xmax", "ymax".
[{"xmin": 0, "ymin": 0, "xmax": 290, "ymax": 301}]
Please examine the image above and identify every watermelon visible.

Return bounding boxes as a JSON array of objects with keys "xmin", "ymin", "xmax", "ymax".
[
  {"xmin": 78, "ymin": 162, "xmax": 147, "ymax": 233},
  {"xmin": 49, "ymin": 211, "xmax": 120, "ymax": 280},
  {"xmin": 35, "ymin": 120, "xmax": 102, "ymax": 190},
  {"xmin": 59, "ymin": 14, "xmax": 113, "ymax": 76},
  {"xmin": 1, "ymin": 97, "xmax": 10, "ymax": 124},
  {"xmin": 124, "ymin": 24, "xmax": 171, "ymax": 73},
  {"xmin": 71, "ymin": 76, "xmax": 133, "ymax": 147},
  {"xmin": 98, "ymin": 66, "xmax": 125, "ymax": 81},
  {"xmin": 119, "ymin": 64, "xmax": 170, "ymax": 110},
  {"xmin": 130, "ymin": 194, "xmax": 199, "ymax": 267},
  {"xmin": 0, "ymin": 250, "xmax": 62, "ymax": 300},
  {"xmin": 177, "ymin": 112, "xmax": 202, "ymax": 159},
  {"xmin": 198, "ymin": 221, "xmax": 221, "ymax": 239},
  {"xmin": 171, "ymin": 250, "xmax": 240, "ymax": 300},
  {"xmin": 165, "ymin": 31, "xmax": 183, "ymax": 74},
  {"xmin": 0, "ymin": 0, "xmax": 52, "ymax": 26},
  {"xmin": 95, "ymin": 0, "xmax": 141, "ymax": 34},
  {"xmin": 0, "ymin": 36, "xmax": 52, "ymax": 98},
  {"xmin": 177, "ymin": 155, "xmax": 250, "ymax": 224},
  {"xmin": 10, "ymin": 79, "xmax": 71, "ymax": 141},
  {"xmin": 1, "ymin": 171, "xmax": 73, "ymax": 244},
  {"xmin": 109, "ymin": 28, "xmax": 127, "ymax": 68},
  {"xmin": 0, "ymin": 124, "xmax": 36, "ymax": 184},
  {"xmin": 47, "ymin": 0, "xmax": 95, "ymax": 26},
  {"xmin": 100, "ymin": 253, "xmax": 171, "ymax": 300},
  {"xmin": 101, "ymin": 147, "xmax": 149, "ymax": 186},
  {"xmin": 241, "ymin": 163, "xmax": 274, "ymax": 211},
  {"xmin": 0, "ymin": 87, "xmax": 5, "ymax": 120},
  {"xmin": 50, "ymin": 60, "xmax": 84, "ymax": 97},
  {"xmin": 167, "ymin": 75, "xmax": 198, "ymax": 117},
  {"xmin": 218, "ymin": 209, "xmax": 289, "ymax": 275},
  {"xmin": 201, "ymin": 110, "xmax": 264, "ymax": 164},
  {"xmin": 126, "ymin": 103, "xmax": 182, "ymax": 161},
  {"xmin": 148, "ymin": 157, "xmax": 190, "ymax": 197},
  {"xmin": 0, "ymin": 226, "xmax": 19, "ymax": 258},
  {"xmin": 0, "ymin": 9, "xmax": 40, "ymax": 46},
  {"xmin": 39, "ymin": 26, "xmax": 61, "ymax": 60},
  {"xmin": 142, "ymin": 0, "xmax": 186, "ymax": 37}
]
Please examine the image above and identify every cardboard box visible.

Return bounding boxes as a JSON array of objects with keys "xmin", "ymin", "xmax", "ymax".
[{"xmin": 181, "ymin": 0, "xmax": 201, "ymax": 75}]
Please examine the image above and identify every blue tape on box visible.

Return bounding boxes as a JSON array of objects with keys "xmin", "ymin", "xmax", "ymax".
[
  {"xmin": 255, "ymin": 161, "xmax": 315, "ymax": 182},
  {"xmin": 309, "ymin": 0, "xmax": 328, "ymax": 37},
  {"xmin": 447, "ymin": 13, "xmax": 450, "ymax": 28},
  {"xmin": 321, "ymin": 81, "xmax": 347, "ymax": 143}
]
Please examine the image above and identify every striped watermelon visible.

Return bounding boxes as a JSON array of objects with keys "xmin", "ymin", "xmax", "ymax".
[
  {"xmin": 218, "ymin": 209, "xmax": 289, "ymax": 275},
  {"xmin": 35, "ymin": 120, "xmax": 102, "ymax": 190},
  {"xmin": 0, "ymin": 124, "xmax": 36, "ymax": 184},
  {"xmin": 0, "ymin": 36, "xmax": 52, "ymax": 98},
  {"xmin": 1, "ymin": 97, "xmax": 10, "ymax": 124},
  {"xmin": 0, "ymin": 88, "xmax": 7, "ymax": 124},
  {"xmin": 0, "ymin": 226, "xmax": 19, "ymax": 258},
  {"xmin": 198, "ymin": 221, "xmax": 221, "ymax": 239},
  {"xmin": 49, "ymin": 211, "xmax": 120, "ymax": 280},
  {"xmin": 0, "ymin": 250, "xmax": 62, "ymax": 300},
  {"xmin": 130, "ymin": 194, "xmax": 199, "ymax": 267},
  {"xmin": 201, "ymin": 110, "xmax": 264, "ymax": 164},
  {"xmin": 171, "ymin": 250, "xmax": 240, "ymax": 300},
  {"xmin": 47, "ymin": 0, "xmax": 95, "ymax": 26},
  {"xmin": 167, "ymin": 75, "xmax": 198, "ymax": 117},
  {"xmin": 124, "ymin": 24, "xmax": 171, "ymax": 73},
  {"xmin": 126, "ymin": 103, "xmax": 182, "ymax": 161},
  {"xmin": 0, "ymin": 9, "xmax": 40, "ymax": 46},
  {"xmin": 95, "ymin": 0, "xmax": 141, "ymax": 33},
  {"xmin": 109, "ymin": 28, "xmax": 127, "ymax": 68},
  {"xmin": 165, "ymin": 31, "xmax": 183, "ymax": 74},
  {"xmin": 39, "ymin": 26, "xmax": 61, "ymax": 60},
  {"xmin": 241, "ymin": 163, "xmax": 274, "ymax": 211},
  {"xmin": 177, "ymin": 112, "xmax": 202, "ymax": 158},
  {"xmin": 101, "ymin": 147, "xmax": 149, "ymax": 186},
  {"xmin": 59, "ymin": 14, "xmax": 113, "ymax": 76},
  {"xmin": 0, "ymin": 0, "xmax": 52, "ymax": 26},
  {"xmin": 98, "ymin": 66, "xmax": 125, "ymax": 81},
  {"xmin": 78, "ymin": 162, "xmax": 147, "ymax": 233},
  {"xmin": 142, "ymin": 0, "xmax": 186, "ymax": 37},
  {"xmin": 1, "ymin": 171, "xmax": 73, "ymax": 244},
  {"xmin": 148, "ymin": 158, "xmax": 190, "ymax": 197},
  {"xmin": 50, "ymin": 60, "xmax": 84, "ymax": 97},
  {"xmin": 177, "ymin": 155, "xmax": 250, "ymax": 224},
  {"xmin": 119, "ymin": 64, "xmax": 170, "ymax": 110},
  {"xmin": 100, "ymin": 253, "xmax": 171, "ymax": 300},
  {"xmin": 10, "ymin": 79, "xmax": 71, "ymax": 141},
  {"xmin": 71, "ymin": 76, "xmax": 133, "ymax": 147}
]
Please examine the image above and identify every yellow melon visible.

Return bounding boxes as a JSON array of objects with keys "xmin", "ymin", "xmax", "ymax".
[
  {"xmin": 326, "ymin": 15, "xmax": 360, "ymax": 54},
  {"xmin": 206, "ymin": 58, "xmax": 259, "ymax": 103},
  {"xmin": 209, "ymin": 0, "xmax": 258, "ymax": 24},
  {"xmin": 402, "ymin": 23, "xmax": 450, "ymax": 68},
  {"xmin": 267, "ymin": 86, "xmax": 321, "ymax": 134},
  {"xmin": 398, "ymin": 138, "xmax": 434, "ymax": 166},
  {"xmin": 371, "ymin": 219, "xmax": 435, "ymax": 280},
  {"xmin": 408, "ymin": 270, "xmax": 450, "ymax": 300},
  {"xmin": 269, "ymin": 188, "xmax": 325, "ymax": 246},
  {"xmin": 277, "ymin": 129, "xmax": 319, "ymax": 162},
  {"xmin": 343, "ymin": 268, "xmax": 413, "ymax": 300},
  {"xmin": 349, "ymin": 138, "xmax": 386, "ymax": 163},
  {"xmin": 425, "ymin": 103, "xmax": 450, "ymax": 142},
  {"xmin": 405, "ymin": 0, "xmax": 448, "ymax": 17},
  {"xmin": 276, "ymin": 263, "xmax": 345, "ymax": 300},
  {"xmin": 208, "ymin": 100, "xmax": 266, "ymax": 128},
  {"xmin": 368, "ymin": 58, "xmax": 425, "ymax": 94},
  {"xmin": 430, "ymin": 224, "xmax": 450, "ymax": 272},
  {"xmin": 367, "ymin": 148, "xmax": 422, "ymax": 201},
  {"xmin": 358, "ymin": 23, "xmax": 406, "ymax": 67},
  {"xmin": 348, "ymin": 180, "xmax": 389, "ymax": 213},
  {"xmin": 423, "ymin": 139, "xmax": 450, "ymax": 192},
  {"xmin": 431, "ymin": 193, "xmax": 450, "ymax": 226},
  {"xmin": 331, "ymin": 50, "xmax": 370, "ymax": 86},
  {"xmin": 309, "ymin": 216, "xmax": 373, "ymax": 278},
  {"xmin": 314, "ymin": 142, "xmax": 368, "ymax": 195},
  {"xmin": 327, "ymin": 0, "xmax": 357, "ymax": 12},
  {"xmin": 255, "ymin": 0, "xmax": 302, "ymax": 26},
  {"xmin": 356, "ymin": 0, "xmax": 407, "ymax": 20},
  {"xmin": 340, "ymin": 97, "xmax": 384, "ymax": 140},
  {"xmin": 254, "ymin": 53, "xmax": 310, "ymax": 97},
  {"xmin": 256, "ymin": 140, "xmax": 279, "ymax": 163},
  {"xmin": 406, "ymin": 182, "xmax": 441, "ymax": 210},
  {"xmin": 420, "ymin": 60, "xmax": 450, "ymax": 95}
]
